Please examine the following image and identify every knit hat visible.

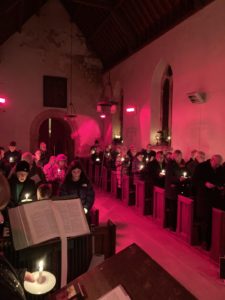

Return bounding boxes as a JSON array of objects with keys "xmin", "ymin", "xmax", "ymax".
[
  {"xmin": 16, "ymin": 161, "xmax": 30, "ymax": 173},
  {"xmin": 9, "ymin": 141, "xmax": 16, "ymax": 146},
  {"xmin": 56, "ymin": 154, "xmax": 67, "ymax": 162}
]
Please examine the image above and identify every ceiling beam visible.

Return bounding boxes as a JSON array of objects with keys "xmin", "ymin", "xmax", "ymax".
[
  {"xmin": 71, "ymin": 0, "xmax": 113, "ymax": 10},
  {"xmin": 88, "ymin": 0, "xmax": 125, "ymax": 41}
]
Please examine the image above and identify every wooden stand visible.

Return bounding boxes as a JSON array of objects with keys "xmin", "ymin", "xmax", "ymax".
[
  {"xmin": 49, "ymin": 243, "xmax": 196, "ymax": 300},
  {"xmin": 153, "ymin": 186, "xmax": 166, "ymax": 227},
  {"xmin": 210, "ymin": 208, "xmax": 225, "ymax": 263},
  {"xmin": 176, "ymin": 195, "xmax": 194, "ymax": 244},
  {"xmin": 111, "ymin": 170, "xmax": 117, "ymax": 197},
  {"xmin": 121, "ymin": 175, "xmax": 135, "ymax": 206}
]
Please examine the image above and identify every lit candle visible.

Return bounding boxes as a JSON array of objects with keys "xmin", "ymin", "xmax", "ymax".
[
  {"xmin": 9, "ymin": 157, "xmax": 14, "ymax": 163},
  {"xmin": 91, "ymin": 150, "xmax": 95, "ymax": 154},
  {"xmin": 25, "ymin": 193, "xmax": 30, "ymax": 200},
  {"xmin": 139, "ymin": 164, "xmax": 144, "ymax": 170},
  {"xmin": 160, "ymin": 169, "xmax": 166, "ymax": 176},
  {"xmin": 37, "ymin": 260, "xmax": 45, "ymax": 284},
  {"xmin": 146, "ymin": 157, "xmax": 149, "ymax": 162},
  {"xmin": 96, "ymin": 157, "xmax": 100, "ymax": 162},
  {"xmin": 121, "ymin": 157, "xmax": 125, "ymax": 162},
  {"xmin": 183, "ymin": 171, "xmax": 187, "ymax": 178}
]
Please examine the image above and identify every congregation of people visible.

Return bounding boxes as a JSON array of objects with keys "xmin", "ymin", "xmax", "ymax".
[
  {"xmin": 0, "ymin": 141, "xmax": 95, "ymax": 222},
  {"xmin": 89, "ymin": 141, "xmax": 225, "ymax": 251},
  {"xmin": 1, "ymin": 139, "xmax": 225, "ymax": 253}
]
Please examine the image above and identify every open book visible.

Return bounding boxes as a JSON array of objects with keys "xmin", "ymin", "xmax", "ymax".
[{"xmin": 8, "ymin": 198, "xmax": 90, "ymax": 251}]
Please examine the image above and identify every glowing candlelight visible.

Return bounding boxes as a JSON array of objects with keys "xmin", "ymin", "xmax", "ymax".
[
  {"xmin": 25, "ymin": 193, "xmax": 30, "ymax": 200},
  {"xmin": 121, "ymin": 157, "xmax": 125, "ymax": 162},
  {"xmin": 146, "ymin": 157, "xmax": 149, "ymax": 162},
  {"xmin": 37, "ymin": 260, "xmax": 45, "ymax": 284},
  {"xmin": 91, "ymin": 150, "xmax": 95, "ymax": 154},
  {"xmin": 183, "ymin": 171, "xmax": 187, "ymax": 178},
  {"xmin": 160, "ymin": 169, "xmax": 166, "ymax": 176},
  {"xmin": 96, "ymin": 157, "xmax": 100, "ymax": 162},
  {"xmin": 9, "ymin": 157, "xmax": 14, "ymax": 163},
  {"xmin": 139, "ymin": 164, "xmax": 144, "ymax": 170}
]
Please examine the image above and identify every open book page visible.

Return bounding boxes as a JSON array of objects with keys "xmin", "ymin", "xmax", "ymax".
[
  {"xmin": 8, "ymin": 206, "xmax": 32, "ymax": 250},
  {"xmin": 22, "ymin": 200, "xmax": 60, "ymax": 245},
  {"xmin": 52, "ymin": 198, "xmax": 90, "ymax": 237},
  {"xmin": 97, "ymin": 285, "xmax": 131, "ymax": 300}
]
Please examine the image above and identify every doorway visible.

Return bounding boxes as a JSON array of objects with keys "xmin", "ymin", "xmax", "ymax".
[{"xmin": 38, "ymin": 118, "xmax": 74, "ymax": 162}]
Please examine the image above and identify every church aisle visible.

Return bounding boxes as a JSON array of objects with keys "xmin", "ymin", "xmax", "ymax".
[{"xmin": 94, "ymin": 188, "xmax": 225, "ymax": 300}]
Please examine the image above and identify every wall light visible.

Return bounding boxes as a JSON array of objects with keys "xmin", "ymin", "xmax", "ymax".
[
  {"xmin": 0, "ymin": 97, "xmax": 6, "ymax": 103},
  {"xmin": 126, "ymin": 106, "xmax": 136, "ymax": 113}
]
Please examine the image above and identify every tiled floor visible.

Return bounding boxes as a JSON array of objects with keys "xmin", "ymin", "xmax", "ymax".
[{"xmin": 94, "ymin": 188, "xmax": 225, "ymax": 300}]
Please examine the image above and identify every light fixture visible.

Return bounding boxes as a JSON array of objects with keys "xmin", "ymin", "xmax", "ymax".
[
  {"xmin": 126, "ymin": 106, "xmax": 136, "ymax": 113},
  {"xmin": 96, "ymin": 72, "xmax": 118, "ymax": 116},
  {"xmin": 64, "ymin": 22, "xmax": 77, "ymax": 120}
]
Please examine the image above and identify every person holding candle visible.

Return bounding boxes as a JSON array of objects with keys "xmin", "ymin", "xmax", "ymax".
[
  {"xmin": 0, "ymin": 172, "xmax": 34, "ymax": 300},
  {"xmin": 4, "ymin": 141, "xmax": 21, "ymax": 166},
  {"xmin": 165, "ymin": 150, "xmax": 185, "ymax": 231},
  {"xmin": 8, "ymin": 160, "xmax": 36, "ymax": 206},
  {"xmin": 192, "ymin": 154, "xmax": 225, "ymax": 250},
  {"xmin": 59, "ymin": 160, "xmax": 95, "ymax": 215}
]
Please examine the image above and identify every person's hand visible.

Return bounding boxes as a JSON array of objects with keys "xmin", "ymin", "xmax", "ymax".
[
  {"xmin": 205, "ymin": 182, "xmax": 215, "ymax": 189},
  {"xmin": 24, "ymin": 271, "xmax": 35, "ymax": 282},
  {"xmin": 0, "ymin": 211, "xmax": 4, "ymax": 224},
  {"xmin": 180, "ymin": 176, "xmax": 186, "ymax": 182}
]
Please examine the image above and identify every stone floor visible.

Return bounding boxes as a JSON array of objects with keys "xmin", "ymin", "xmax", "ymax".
[{"xmin": 94, "ymin": 188, "xmax": 225, "ymax": 300}]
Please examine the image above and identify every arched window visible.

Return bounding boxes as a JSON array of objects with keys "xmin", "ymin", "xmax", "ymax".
[{"xmin": 160, "ymin": 65, "xmax": 173, "ymax": 143}]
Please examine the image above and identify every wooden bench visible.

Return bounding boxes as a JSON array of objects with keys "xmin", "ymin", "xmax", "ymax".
[
  {"xmin": 153, "ymin": 186, "xmax": 166, "ymax": 227},
  {"xmin": 176, "ymin": 195, "xmax": 194, "ymax": 244},
  {"xmin": 122, "ymin": 175, "xmax": 135, "ymax": 205},
  {"xmin": 111, "ymin": 170, "xmax": 117, "ymax": 197},
  {"xmin": 210, "ymin": 208, "xmax": 225, "ymax": 263},
  {"xmin": 135, "ymin": 179, "xmax": 151, "ymax": 215}
]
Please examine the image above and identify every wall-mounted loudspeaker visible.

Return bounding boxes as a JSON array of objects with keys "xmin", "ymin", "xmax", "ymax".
[{"xmin": 187, "ymin": 92, "xmax": 206, "ymax": 104}]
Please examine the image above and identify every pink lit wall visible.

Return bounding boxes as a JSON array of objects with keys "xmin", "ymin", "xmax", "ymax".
[
  {"xmin": 109, "ymin": 0, "xmax": 225, "ymax": 159},
  {"xmin": 0, "ymin": 0, "xmax": 102, "ymax": 156}
]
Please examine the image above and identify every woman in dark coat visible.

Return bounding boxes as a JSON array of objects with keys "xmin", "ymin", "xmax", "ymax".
[{"xmin": 59, "ymin": 160, "xmax": 95, "ymax": 213}]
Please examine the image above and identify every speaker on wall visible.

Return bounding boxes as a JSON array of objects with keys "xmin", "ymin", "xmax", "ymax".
[{"xmin": 187, "ymin": 92, "xmax": 206, "ymax": 104}]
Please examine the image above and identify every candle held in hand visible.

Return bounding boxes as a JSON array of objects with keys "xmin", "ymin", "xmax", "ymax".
[
  {"xmin": 183, "ymin": 171, "xmax": 187, "ymax": 178},
  {"xmin": 37, "ymin": 260, "xmax": 45, "ymax": 284}
]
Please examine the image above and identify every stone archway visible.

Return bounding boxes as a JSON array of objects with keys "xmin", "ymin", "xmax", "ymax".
[{"xmin": 30, "ymin": 109, "xmax": 76, "ymax": 157}]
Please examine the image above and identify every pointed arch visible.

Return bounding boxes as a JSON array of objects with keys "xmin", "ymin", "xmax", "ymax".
[{"xmin": 150, "ymin": 60, "xmax": 173, "ymax": 144}]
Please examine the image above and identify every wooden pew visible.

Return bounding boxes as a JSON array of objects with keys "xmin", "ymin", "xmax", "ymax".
[
  {"xmin": 135, "ymin": 179, "xmax": 151, "ymax": 215},
  {"xmin": 176, "ymin": 195, "xmax": 194, "ymax": 244},
  {"xmin": 111, "ymin": 170, "xmax": 117, "ymax": 197},
  {"xmin": 121, "ymin": 174, "xmax": 135, "ymax": 205},
  {"xmin": 101, "ymin": 166, "xmax": 111, "ymax": 192},
  {"xmin": 88, "ymin": 159, "xmax": 94, "ymax": 183},
  {"xmin": 153, "ymin": 186, "xmax": 166, "ymax": 227},
  {"xmin": 91, "ymin": 220, "xmax": 116, "ymax": 259},
  {"xmin": 210, "ymin": 208, "xmax": 225, "ymax": 263},
  {"xmin": 94, "ymin": 164, "xmax": 101, "ymax": 186}
]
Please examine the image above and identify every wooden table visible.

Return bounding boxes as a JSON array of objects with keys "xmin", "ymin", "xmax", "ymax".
[{"xmin": 49, "ymin": 243, "xmax": 196, "ymax": 300}]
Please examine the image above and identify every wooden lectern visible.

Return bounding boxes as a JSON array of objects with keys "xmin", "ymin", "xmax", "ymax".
[{"xmin": 49, "ymin": 243, "xmax": 196, "ymax": 300}]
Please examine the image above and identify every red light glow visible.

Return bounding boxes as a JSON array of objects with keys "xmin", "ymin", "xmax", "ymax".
[
  {"xmin": 0, "ymin": 97, "xmax": 6, "ymax": 104},
  {"xmin": 126, "ymin": 107, "xmax": 135, "ymax": 113}
]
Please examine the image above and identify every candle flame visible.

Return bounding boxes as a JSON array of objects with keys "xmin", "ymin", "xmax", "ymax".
[
  {"xmin": 38, "ymin": 260, "xmax": 44, "ymax": 272},
  {"xmin": 25, "ymin": 193, "xmax": 30, "ymax": 199}
]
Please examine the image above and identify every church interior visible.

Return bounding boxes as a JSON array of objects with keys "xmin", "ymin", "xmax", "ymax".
[{"xmin": 1, "ymin": 0, "xmax": 225, "ymax": 299}]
